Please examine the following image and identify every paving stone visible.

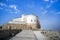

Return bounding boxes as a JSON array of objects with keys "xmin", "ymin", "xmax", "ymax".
[{"xmin": 9, "ymin": 30, "xmax": 36, "ymax": 40}]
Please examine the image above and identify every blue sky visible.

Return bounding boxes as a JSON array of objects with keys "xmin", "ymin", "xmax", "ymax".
[{"xmin": 0, "ymin": 0, "xmax": 60, "ymax": 30}]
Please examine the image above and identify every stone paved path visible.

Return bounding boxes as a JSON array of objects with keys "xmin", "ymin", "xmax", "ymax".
[
  {"xmin": 9, "ymin": 30, "xmax": 37, "ymax": 40},
  {"xmin": 9, "ymin": 30, "xmax": 49, "ymax": 40}
]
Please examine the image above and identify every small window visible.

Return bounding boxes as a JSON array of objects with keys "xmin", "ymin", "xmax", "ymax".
[
  {"xmin": 31, "ymin": 20, "xmax": 33, "ymax": 22},
  {"xmin": 34, "ymin": 20, "xmax": 36, "ymax": 22}
]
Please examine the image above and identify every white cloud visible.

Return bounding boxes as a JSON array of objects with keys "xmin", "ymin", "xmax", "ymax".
[
  {"xmin": 44, "ymin": 0, "xmax": 49, "ymax": 2},
  {"xmin": 14, "ymin": 9, "xmax": 20, "ymax": 14},
  {"xmin": 46, "ymin": 4, "xmax": 52, "ymax": 8},
  {"xmin": 57, "ymin": 12, "xmax": 60, "ymax": 14},
  {"xmin": 44, "ymin": 0, "xmax": 57, "ymax": 8},
  {"xmin": 9, "ymin": 5, "xmax": 17, "ymax": 10},
  {"xmin": 42, "ymin": 11, "xmax": 48, "ymax": 15},
  {"xmin": 0, "ymin": 2, "xmax": 7, "ymax": 7},
  {"xmin": 7, "ymin": 9, "xmax": 20, "ymax": 14},
  {"xmin": 44, "ymin": 0, "xmax": 57, "ymax": 3},
  {"xmin": 0, "ymin": 3, "xmax": 20, "ymax": 14},
  {"xmin": 6, "ymin": 0, "xmax": 9, "ymax": 1},
  {"xmin": 7, "ymin": 9, "xmax": 19, "ymax": 14},
  {"xmin": 9, "ymin": 5, "xmax": 20, "ymax": 14},
  {"xmin": 0, "ymin": 2, "xmax": 7, "ymax": 10},
  {"xmin": 50, "ymin": 0, "xmax": 57, "ymax": 3},
  {"xmin": 44, "ymin": 0, "xmax": 51, "ymax": 8}
]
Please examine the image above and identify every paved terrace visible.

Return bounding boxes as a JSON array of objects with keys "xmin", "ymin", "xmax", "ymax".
[
  {"xmin": 9, "ymin": 30, "xmax": 49, "ymax": 40},
  {"xmin": 9, "ymin": 30, "xmax": 37, "ymax": 40}
]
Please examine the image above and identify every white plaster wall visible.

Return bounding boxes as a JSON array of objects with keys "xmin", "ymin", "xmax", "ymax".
[
  {"xmin": 9, "ymin": 14, "xmax": 38, "ymax": 24},
  {"xmin": 26, "ymin": 15, "xmax": 38, "ymax": 24}
]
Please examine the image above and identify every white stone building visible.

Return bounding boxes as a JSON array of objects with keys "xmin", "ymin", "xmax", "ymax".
[{"xmin": 2, "ymin": 14, "xmax": 41, "ymax": 30}]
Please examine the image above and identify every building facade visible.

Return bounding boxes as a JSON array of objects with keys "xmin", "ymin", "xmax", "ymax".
[{"xmin": 2, "ymin": 14, "xmax": 41, "ymax": 30}]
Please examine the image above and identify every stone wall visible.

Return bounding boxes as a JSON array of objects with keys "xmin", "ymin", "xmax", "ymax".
[{"xmin": 2, "ymin": 23, "xmax": 40, "ymax": 30}]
